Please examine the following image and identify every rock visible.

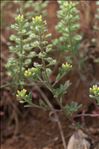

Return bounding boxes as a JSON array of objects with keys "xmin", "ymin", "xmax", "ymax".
[{"xmin": 67, "ymin": 129, "xmax": 91, "ymax": 149}]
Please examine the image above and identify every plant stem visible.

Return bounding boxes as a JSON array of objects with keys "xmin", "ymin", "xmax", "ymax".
[
  {"xmin": 25, "ymin": 103, "xmax": 48, "ymax": 110},
  {"xmin": 33, "ymin": 83, "xmax": 67, "ymax": 149},
  {"xmin": 0, "ymin": 83, "xmax": 11, "ymax": 89},
  {"xmin": 75, "ymin": 113, "xmax": 99, "ymax": 117},
  {"xmin": 52, "ymin": 70, "xmax": 71, "ymax": 87},
  {"xmin": 19, "ymin": 21, "xmax": 24, "ymax": 89}
]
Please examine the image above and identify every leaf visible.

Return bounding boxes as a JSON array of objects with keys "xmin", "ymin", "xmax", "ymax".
[
  {"xmin": 46, "ymin": 68, "xmax": 52, "ymax": 78},
  {"xmin": 65, "ymin": 101, "xmax": 82, "ymax": 116},
  {"xmin": 54, "ymin": 81, "xmax": 71, "ymax": 98},
  {"xmin": 56, "ymin": 73, "xmax": 62, "ymax": 81}
]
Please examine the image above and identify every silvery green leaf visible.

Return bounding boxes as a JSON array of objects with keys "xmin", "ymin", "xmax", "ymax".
[
  {"xmin": 23, "ymin": 44, "xmax": 30, "ymax": 50},
  {"xmin": 24, "ymin": 59, "xmax": 32, "ymax": 66},
  {"xmin": 56, "ymin": 73, "xmax": 61, "ymax": 81},
  {"xmin": 24, "ymin": 22, "xmax": 29, "ymax": 28},
  {"xmin": 10, "ymin": 35, "xmax": 17, "ymax": 41},
  {"xmin": 46, "ymin": 68, "xmax": 52, "ymax": 77},
  {"xmin": 31, "ymin": 41, "xmax": 40, "ymax": 48},
  {"xmin": 38, "ymin": 52, "xmax": 46, "ymax": 58},
  {"xmin": 47, "ymin": 57, "xmax": 53, "ymax": 62},
  {"xmin": 42, "ymin": 41, "xmax": 48, "ymax": 45},
  {"xmin": 49, "ymin": 59, "xmax": 57, "ymax": 66},
  {"xmin": 11, "ymin": 24, "xmax": 18, "ymax": 30},
  {"xmin": 46, "ymin": 44, "xmax": 52, "ymax": 52},
  {"xmin": 21, "ymin": 29, "xmax": 27, "ymax": 34},
  {"xmin": 45, "ymin": 33, "xmax": 52, "ymax": 38},
  {"xmin": 65, "ymin": 102, "xmax": 82, "ymax": 116},
  {"xmin": 34, "ymin": 62, "xmax": 42, "ymax": 68},
  {"xmin": 74, "ymin": 35, "xmax": 82, "ymax": 41},
  {"xmin": 28, "ymin": 51, "xmax": 37, "ymax": 58}
]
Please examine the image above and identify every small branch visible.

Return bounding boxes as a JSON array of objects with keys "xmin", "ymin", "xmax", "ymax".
[
  {"xmin": 0, "ymin": 83, "xmax": 11, "ymax": 89},
  {"xmin": 24, "ymin": 103, "xmax": 48, "ymax": 110},
  {"xmin": 75, "ymin": 113, "xmax": 99, "ymax": 118},
  {"xmin": 52, "ymin": 72, "xmax": 66, "ymax": 87}
]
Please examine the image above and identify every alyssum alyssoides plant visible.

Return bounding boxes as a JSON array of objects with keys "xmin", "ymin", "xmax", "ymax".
[
  {"xmin": 1, "ymin": 0, "xmax": 48, "ymax": 137},
  {"xmin": 53, "ymin": 1, "xmax": 81, "ymax": 58},
  {"xmin": 9, "ymin": 14, "xmax": 82, "ymax": 149},
  {"xmin": 53, "ymin": 1, "xmax": 86, "ymax": 81},
  {"xmin": 6, "ymin": 2, "xmax": 83, "ymax": 149},
  {"xmin": 5, "ymin": 0, "xmax": 48, "ymax": 92},
  {"xmin": 15, "ymin": 15, "xmax": 72, "ymax": 149},
  {"xmin": 6, "ymin": 14, "xmax": 37, "ymax": 92},
  {"xmin": 70, "ymin": 85, "xmax": 99, "ymax": 119}
]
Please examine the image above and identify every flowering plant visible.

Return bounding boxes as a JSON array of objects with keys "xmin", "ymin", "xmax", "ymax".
[{"xmin": 5, "ymin": 2, "xmax": 87, "ymax": 149}]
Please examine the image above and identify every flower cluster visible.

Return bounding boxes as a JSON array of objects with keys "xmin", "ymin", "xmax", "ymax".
[
  {"xmin": 55, "ymin": 63, "xmax": 72, "ymax": 83},
  {"xmin": 62, "ymin": 62, "xmax": 72, "ymax": 71},
  {"xmin": 32, "ymin": 15, "xmax": 42, "ymax": 23},
  {"xmin": 90, "ymin": 85, "xmax": 99, "ymax": 97},
  {"xmin": 24, "ymin": 67, "xmax": 40, "ymax": 77},
  {"xmin": 16, "ymin": 89, "xmax": 32, "ymax": 104},
  {"xmin": 15, "ymin": 14, "xmax": 24, "ymax": 22},
  {"xmin": 16, "ymin": 89, "xmax": 27, "ymax": 98},
  {"xmin": 89, "ymin": 85, "xmax": 99, "ymax": 105}
]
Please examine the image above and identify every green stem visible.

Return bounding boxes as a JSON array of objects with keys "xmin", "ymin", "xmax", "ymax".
[
  {"xmin": 39, "ymin": 30, "xmax": 51, "ymax": 87},
  {"xmin": 52, "ymin": 72, "xmax": 67, "ymax": 87},
  {"xmin": 25, "ymin": 103, "xmax": 48, "ymax": 110},
  {"xmin": 19, "ymin": 21, "xmax": 24, "ymax": 89}
]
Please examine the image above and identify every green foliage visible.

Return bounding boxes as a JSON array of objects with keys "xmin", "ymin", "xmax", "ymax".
[
  {"xmin": 89, "ymin": 85, "xmax": 99, "ymax": 105},
  {"xmin": 16, "ymin": 89, "xmax": 32, "ymax": 104},
  {"xmin": 12, "ymin": 14, "xmax": 72, "ymax": 112},
  {"xmin": 5, "ymin": 0, "xmax": 48, "ymax": 91},
  {"xmin": 64, "ymin": 101, "xmax": 82, "ymax": 116},
  {"xmin": 15, "ymin": 0, "xmax": 48, "ymax": 19},
  {"xmin": 53, "ymin": 81, "xmax": 70, "ymax": 98},
  {"xmin": 6, "ymin": 14, "xmax": 32, "ymax": 90},
  {"xmin": 6, "ymin": 15, "xmax": 47, "ymax": 89},
  {"xmin": 53, "ymin": 1, "xmax": 81, "ymax": 54},
  {"xmin": 6, "ymin": 15, "xmax": 25, "ymax": 89},
  {"xmin": 6, "ymin": 1, "xmax": 85, "ymax": 119}
]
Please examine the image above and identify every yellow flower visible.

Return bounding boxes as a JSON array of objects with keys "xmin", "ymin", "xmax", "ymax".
[
  {"xmin": 90, "ymin": 85, "xmax": 99, "ymax": 96},
  {"xmin": 15, "ymin": 14, "xmax": 24, "ymax": 22},
  {"xmin": 63, "ymin": 1, "xmax": 76, "ymax": 8},
  {"xmin": 62, "ymin": 62, "xmax": 72, "ymax": 70},
  {"xmin": 24, "ymin": 67, "xmax": 39, "ymax": 78},
  {"xmin": 32, "ymin": 15, "xmax": 42, "ymax": 23},
  {"xmin": 16, "ymin": 89, "xmax": 27, "ymax": 98},
  {"xmin": 24, "ymin": 70, "xmax": 32, "ymax": 77}
]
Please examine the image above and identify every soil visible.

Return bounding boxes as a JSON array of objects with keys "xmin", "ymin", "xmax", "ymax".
[
  {"xmin": 1, "ymin": 107, "xmax": 99, "ymax": 149},
  {"xmin": 0, "ymin": 1, "xmax": 99, "ymax": 149}
]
